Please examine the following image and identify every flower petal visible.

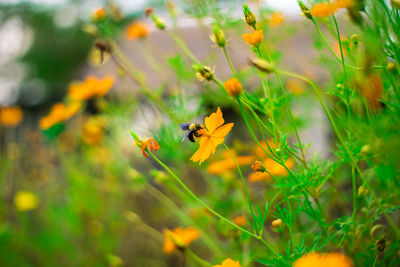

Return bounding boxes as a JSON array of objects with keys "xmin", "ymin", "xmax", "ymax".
[
  {"xmin": 205, "ymin": 107, "xmax": 224, "ymax": 133},
  {"xmin": 190, "ymin": 137, "xmax": 215, "ymax": 165}
]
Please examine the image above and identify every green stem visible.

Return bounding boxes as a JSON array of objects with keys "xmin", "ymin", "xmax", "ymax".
[
  {"xmin": 222, "ymin": 45, "xmax": 236, "ymax": 76},
  {"xmin": 147, "ymin": 150, "xmax": 281, "ymax": 256},
  {"xmin": 277, "ymin": 69, "xmax": 400, "ymax": 235}
]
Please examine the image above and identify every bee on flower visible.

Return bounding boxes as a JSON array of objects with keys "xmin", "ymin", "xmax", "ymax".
[
  {"xmin": 180, "ymin": 122, "xmax": 204, "ymax": 143},
  {"xmin": 186, "ymin": 107, "xmax": 234, "ymax": 165}
]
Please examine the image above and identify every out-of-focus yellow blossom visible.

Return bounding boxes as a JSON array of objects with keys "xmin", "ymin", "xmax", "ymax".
[
  {"xmin": 207, "ymin": 150, "xmax": 254, "ymax": 175},
  {"xmin": 359, "ymin": 73, "xmax": 383, "ymax": 111},
  {"xmin": 93, "ymin": 7, "xmax": 106, "ymax": 21},
  {"xmin": 224, "ymin": 78, "xmax": 242, "ymax": 97},
  {"xmin": 242, "ymin": 30, "xmax": 263, "ymax": 46},
  {"xmin": 39, "ymin": 102, "xmax": 82, "ymax": 130},
  {"xmin": 214, "ymin": 258, "xmax": 241, "ymax": 267},
  {"xmin": 0, "ymin": 106, "xmax": 23, "ymax": 127},
  {"xmin": 14, "ymin": 191, "xmax": 39, "ymax": 211},
  {"xmin": 336, "ymin": 0, "xmax": 354, "ymax": 8},
  {"xmin": 82, "ymin": 117, "xmax": 107, "ymax": 146},
  {"xmin": 125, "ymin": 22, "xmax": 149, "ymax": 40},
  {"xmin": 163, "ymin": 227, "xmax": 200, "ymax": 254},
  {"xmin": 294, "ymin": 252, "xmax": 353, "ymax": 267},
  {"xmin": 269, "ymin": 12, "xmax": 284, "ymax": 27},
  {"xmin": 68, "ymin": 75, "xmax": 114, "ymax": 101},
  {"xmin": 249, "ymin": 157, "xmax": 294, "ymax": 182}
]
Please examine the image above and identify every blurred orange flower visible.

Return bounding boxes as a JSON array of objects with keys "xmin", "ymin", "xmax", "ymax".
[
  {"xmin": 233, "ymin": 215, "xmax": 246, "ymax": 227},
  {"xmin": 125, "ymin": 22, "xmax": 149, "ymax": 40},
  {"xmin": 311, "ymin": 3, "xmax": 338, "ymax": 17},
  {"xmin": 294, "ymin": 252, "xmax": 353, "ymax": 267},
  {"xmin": 336, "ymin": 0, "xmax": 354, "ymax": 8},
  {"xmin": 39, "ymin": 102, "xmax": 81, "ymax": 130},
  {"xmin": 0, "ymin": 106, "xmax": 23, "ymax": 127},
  {"xmin": 360, "ymin": 73, "xmax": 383, "ymax": 111},
  {"xmin": 214, "ymin": 258, "xmax": 241, "ymax": 267},
  {"xmin": 242, "ymin": 30, "xmax": 263, "ymax": 46},
  {"xmin": 224, "ymin": 78, "xmax": 242, "ymax": 97},
  {"xmin": 269, "ymin": 12, "xmax": 284, "ymax": 27},
  {"xmin": 190, "ymin": 107, "xmax": 234, "ymax": 165},
  {"xmin": 93, "ymin": 7, "xmax": 106, "ymax": 21},
  {"xmin": 68, "ymin": 75, "xmax": 114, "ymax": 101},
  {"xmin": 163, "ymin": 227, "xmax": 200, "ymax": 254},
  {"xmin": 207, "ymin": 150, "xmax": 254, "ymax": 174}
]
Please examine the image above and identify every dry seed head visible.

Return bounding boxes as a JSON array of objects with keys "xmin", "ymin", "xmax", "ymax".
[
  {"xmin": 193, "ymin": 64, "xmax": 214, "ymax": 82},
  {"xmin": 251, "ymin": 160, "xmax": 265, "ymax": 172}
]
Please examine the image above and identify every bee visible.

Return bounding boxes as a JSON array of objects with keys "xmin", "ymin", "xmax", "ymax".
[{"xmin": 179, "ymin": 122, "xmax": 204, "ymax": 143}]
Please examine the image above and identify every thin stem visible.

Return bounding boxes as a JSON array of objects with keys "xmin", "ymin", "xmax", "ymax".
[
  {"xmin": 222, "ymin": 45, "xmax": 236, "ymax": 76},
  {"xmin": 223, "ymin": 143, "xmax": 256, "ymax": 231},
  {"xmin": 147, "ymin": 150, "xmax": 281, "ymax": 256}
]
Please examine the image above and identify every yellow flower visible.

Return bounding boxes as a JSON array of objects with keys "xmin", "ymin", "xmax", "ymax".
[
  {"xmin": 207, "ymin": 150, "xmax": 254, "ymax": 174},
  {"xmin": 93, "ymin": 7, "xmax": 106, "ymax": 21},
  {"xmin": 269, "ymin": 12, "xmax": 284, "ymax": 27},
  {"xmin": 68, "ymin": 75, "xmax": 114, "ymax": 101},
  {"xmin": 335, "ymin": 0, "xmax": 354, "ymax": 8},
  {"xmin": 82, "ymin": 117, "xmax": 107, "ymax": 146},
  {"xmin": 242, "ymin": 30, "xmax": 263, "ymax": 46},
  {"xmin": 310, "ymin": 3, "xmax": 339, "ymax": 17},
  {"xmin": 39, "ymin": 102, "xmax": 82, "ymax": 130},
  {"xmin": 214, "ymin": 258, "xmax": 241, "ymax": 267},
  {"xmin": 294, "ymin": 252, "xmax": 353, "ymax": 267},
  {"xmin": 163, "ymin": 227, "xmax": 200, "ymax": 254},
  {"xmin": 0, "ymin": 106, "xmax": 23, "ymax": 127},
  {"xmin": 224, "ymin": 78, "xmax": 242, "ymax": 97},
  {"xmin": 14, "ymin": 191, "xmax": 39, "ymax": 211},
  {"xmin": 125, "ymin": 22, "xmax": 149, "ymax": 40},
  {"xmin": 190, "ymin": 107, "xmax": 234, "ymax": 165},
  {"xmin": 286, "ymin": 79, "xmax": 305, "ymax": 95}
]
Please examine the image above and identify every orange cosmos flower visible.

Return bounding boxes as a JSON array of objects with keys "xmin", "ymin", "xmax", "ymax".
[
  {"xmin": 39, "ymin": 102, "xmax": 81, "ymax": 130},
  {"xmin": 214, "ymin": 258, "xmax": 241, "ymax": 267},
  {"xmin": 0, "ymin": 106, "xmax": 23, "ymax": 127},
  {"xmin": 294, "ymin": 252, "xmax": 353, "ymax": 267},
  {"xmin": 310, "ymin": 3, "xmax": 339, "ymax": 17},
  {"xmin": 335, "ymin": 0, "xmax": 354, "ymax": 8},
  {"xmin": 125, "ymin": 22, "xmax": 149, "ymax": 40},
  {"xmin": 68, "ymin": 75, "xmax": 114, "ymax": 101},
  {"xmin": 190, "ymin": 107, "xmax": 234, "ymax": 165},
  {"xmin": 224, "ymin": 78, "xmax": 242, "ymax": 97},
  {"xmin": 249, "ymin": 157, "xmax": 294, "ymax": 182},
  {"xmin": 163, "ymin": 227, "xmax": 200, "ymax": 254},
  {"xmin": 93, "ymin": 7, "xmax": 106, "ymax": 21},
  {"xmin": 269, "ymin": 12, "xmax": 284, "ymax": 27},
  {"xmin": 242, "ymin": 30, "xmax": 263, "ymax": 46},
  {"xmin": 141, "ymin": 137, "xmax": 160, "ymax": 157},
  {"xmin": 233, "ymin": 215, "xmax": 246, "ymax": 227}
]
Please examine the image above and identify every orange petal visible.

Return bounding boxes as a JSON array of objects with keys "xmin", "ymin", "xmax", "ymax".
[
  {"xmin": 205, "ymin": 107, "xmax": 224, "ymax": 133},
  {"xmin": 190, "ymin": 137, "xmax": 214, "ymax": 165}
]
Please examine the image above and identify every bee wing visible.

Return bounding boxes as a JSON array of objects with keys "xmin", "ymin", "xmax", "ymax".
[
  {"xmin": 179, "ymin": 123, "xmax": 190, "ymax": 130},
  {"xmin": 181, "ymin": 130, "xmax": 191, "ymax": 143}
]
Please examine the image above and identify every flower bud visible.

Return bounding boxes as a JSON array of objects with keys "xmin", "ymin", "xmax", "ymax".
[
  {"xmin": 210, "ymin": 24, "xmax": 226, "ymax": 47},
  {"xmin": 249, "ymin": 58, "xmax": 275, "ymax": 73},
  {"xmin": 360, "ymin": 144, "xmax": 371, "ymax": 155},
  {"xmin": 271, "ymin": 218, "xmax": 283, "ymax": 229},
  {"xmin": 92, "ymin": 7, "xmax": 106, "ymax": 22},
  {"xmin": 358, "ymin": 186, "xmax": 368, "ymax": 197},
  {"xmin": 193, "ymin": 64, "xmax": 214, "ymax": 82},
  {"xmin": 298, "ymin": 1, "xmax": 312, "ymax": 19},
  {"xmin": 224, "ymin": 78, "xmax": 242, "ymax": 97},
  {"xmin": 387, "ymin": 62, "xmax": 396, "ymax": 73},
  {"xmin": 251, "ymin": 160, "xmax": 265, "ymax": 172},
  {"xmin": 242, "ymin": 3, "xmax": 256, "ymax": 28}
]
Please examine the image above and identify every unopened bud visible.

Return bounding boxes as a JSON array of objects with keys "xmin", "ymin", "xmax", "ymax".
[
  {"xmin": 298, "ymin": 1, "xmax": 312, "ymax": 19},
  {"xmin": 387, "ymin": 62, "xmax": 396, "ymax": 73},
  {"xmin": 242, "ymin": 3, "xmax": 256, "ymax": 28},
  {"xmin": 360, "ymin": 144, "xmax": 371, "ymax": 155},
  {"xmin": 210, "ymin": 24, "xmax": 226, "ymax": 47},
  {"xmin": 358, "ymin": 186, "xmax": 368, "ymax": 197},
  {"xmin": 271, "ymin": 218, "xmax": 283, "ymax": 229},
  {"xmin": 224, "ymin": 78, "xmax": 242, "ymax": 97},
  {"xmin": 249, "ymin": 58, "xmax": 275, "ymax": 73},
  {"xmin": 251, "ymin": 160, "xmax": 265, "ymax": 172}
]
